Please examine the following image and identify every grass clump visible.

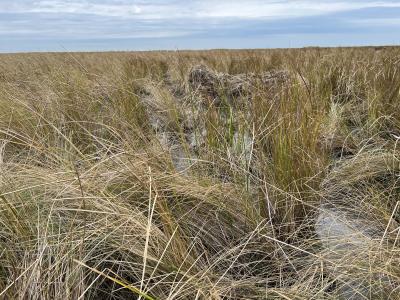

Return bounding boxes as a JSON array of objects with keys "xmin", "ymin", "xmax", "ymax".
[{"xmin": 0, "ymin": 47, "xmax": 399, "ymax": 299}]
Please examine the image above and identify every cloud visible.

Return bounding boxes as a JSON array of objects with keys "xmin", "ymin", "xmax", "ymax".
[
  {"xmin": 194, "ymin": 1, "xmax": 400, "ymax": 19},
  {"xmin": 2, "ymin": 1, "xmax": 400, "ymax": 19},
  {"xmin": 1, "ymin": 0, "xmax": 400, "ymax": 52},
  {"xmin": 26, "ymin": 1, "xmax": 143, "ymax": 18},
  {"xmin": 350, "ymin": 18, "xmax": 400, "ymax": 26},
  {"xmin": 0, "ymin": 1, "xmax": 187, "ymax": 19}
]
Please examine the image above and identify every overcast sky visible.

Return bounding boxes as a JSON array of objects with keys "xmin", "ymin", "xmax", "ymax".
[{"xmin": 1, "ymin": 0, "xmax": 400, "ymax": 52}]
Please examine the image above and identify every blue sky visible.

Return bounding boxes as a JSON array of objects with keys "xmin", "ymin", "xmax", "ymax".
[{"xmin": 1, "ymin": 0, "xmax": 400, "ymax": 52}]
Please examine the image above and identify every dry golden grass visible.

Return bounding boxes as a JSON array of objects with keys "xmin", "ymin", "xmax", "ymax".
[{"xmin": 0, "ymin": 47, "xmax": 399, "ymax": 299}]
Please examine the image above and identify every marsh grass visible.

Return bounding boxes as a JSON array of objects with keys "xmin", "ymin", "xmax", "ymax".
[{"xmin": 0, "ymin": 47, "xmax": 399, "ymax": 299}]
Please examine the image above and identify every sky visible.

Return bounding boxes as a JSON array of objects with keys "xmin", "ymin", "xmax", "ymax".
[{"xmin": 1, "ymin": 0, "xmax": 400, "ymax": 52}]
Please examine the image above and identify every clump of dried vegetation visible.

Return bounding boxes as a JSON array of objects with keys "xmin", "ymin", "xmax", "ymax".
[{"xmin": 0, "ymin": 47, "xmax": 399, "ymax": 299}]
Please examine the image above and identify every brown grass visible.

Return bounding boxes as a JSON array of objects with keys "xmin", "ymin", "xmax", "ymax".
[{"xmin": 0, "ymin": 47, "xmax": 399, "ymax": 299}]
